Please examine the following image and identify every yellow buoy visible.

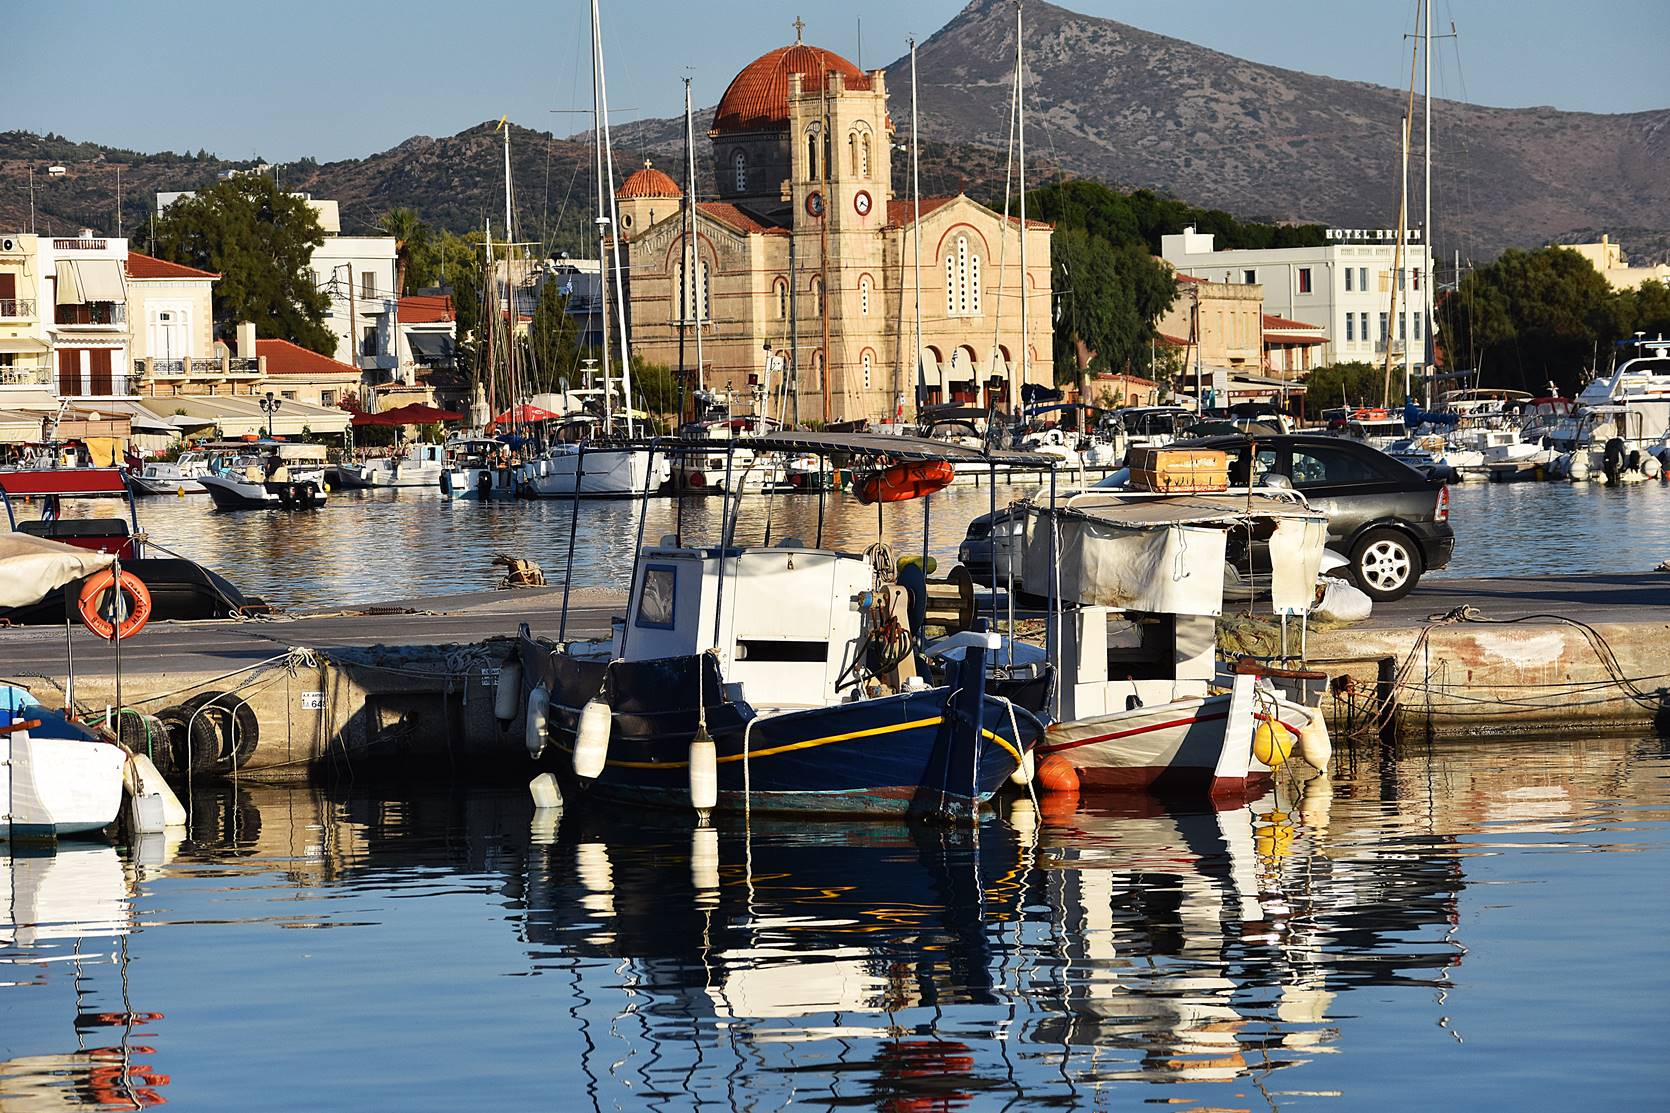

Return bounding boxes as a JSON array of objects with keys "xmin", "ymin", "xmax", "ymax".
[{"xmin": 1253, "ymin": 720, "xmax": 1293, "ymax": 768}]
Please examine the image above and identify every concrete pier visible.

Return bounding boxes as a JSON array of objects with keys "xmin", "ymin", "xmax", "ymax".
[
  {"xmin": 1305, "ymin": 573, "xmax": 1670, "ymax": 739},
  {"xmin": 3, "ymin": 573, "xmax": 1665, "ymax": 776}
]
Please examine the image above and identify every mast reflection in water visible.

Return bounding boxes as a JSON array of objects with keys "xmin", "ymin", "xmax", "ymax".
[{"xmin": 0, "ymin": 735, "xmax": 1665, "ymax": 1110}]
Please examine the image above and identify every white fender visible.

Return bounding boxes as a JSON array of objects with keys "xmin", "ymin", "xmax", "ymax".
[
  {"xmin": 1009, "ymin": 749, "xmax": 1036, "ymax": 786},
  {"xmin": 688, "ymin": 734, "xmax": 718, "ymax": 811},
  {"xmin": 690, "ymin": 823, "xmax": 719, "ymax": 891},
  {"xmin": 525, "ymin": 686, "xmax": 551, "ymax": 760},
  {"xmin": 124, "ymin": 753, "xmax": 187, "ymax": 827},
  {"xmin": 529, "ymin": 771, "xmax": 563, "ymax": 810},
  {"xmin": 573, "ymin": 697, "xmax": 612, "ymax": 779},
  {"xmin": 494, "ymin": 660, "xmax": 523, "ymax": 722},
  {"xmin": 1296, "ymin": 709, "xmax": 1333, "ymax": 771}
]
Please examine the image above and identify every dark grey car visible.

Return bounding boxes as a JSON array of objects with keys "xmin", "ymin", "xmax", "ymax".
[{"xmin": 1182, "ymin": 434, "xmax": 1454, "ymax": 601}]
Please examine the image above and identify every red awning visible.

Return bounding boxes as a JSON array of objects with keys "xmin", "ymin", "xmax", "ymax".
[
  {"xmin": 0, "ymin": 468, "xmax": 129, "ymax": 497},
  {"xmin": 490, "ymin": 403, "xmax": 561, "ymax": 425},
  {"xmin": 347, "ymin": 403, "xmax": 466, "ymax": 426}
]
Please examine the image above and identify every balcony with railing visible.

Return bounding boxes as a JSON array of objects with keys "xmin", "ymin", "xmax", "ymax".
[
  {"xmin": 0, "ymin": 298, "xmax": 35, "ymax": 320},
  {"xmin": 54, "ymin": 301, "xmax": 126, "ymax": 328},
  {"xmin": 53, "ymin": 238, "xmax": 110, "ymax": 252},
  {"xmin": 0, "ymin": 364, "xmax": 51, "ymax": 386},
  {"xmin": 134, "ymin": 354, "xmax": 265, "ymax": 380}
]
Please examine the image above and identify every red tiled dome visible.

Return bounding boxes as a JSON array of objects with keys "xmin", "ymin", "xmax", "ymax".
[
  {"xmin": 617, "ymin": 162, "xmax": 682, "ymax": 199},
  {"xmin": 712, "ymin": 42, "xmax": 869, "ymax": 134}
]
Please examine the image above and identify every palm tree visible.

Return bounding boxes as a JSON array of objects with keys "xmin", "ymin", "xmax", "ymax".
[{"xmin": 377, "ymin": 207, "xmax": 427, "ymax": 297}]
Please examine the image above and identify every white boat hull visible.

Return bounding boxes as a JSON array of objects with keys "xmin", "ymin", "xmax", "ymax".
[
  {"xmin": 199, "ymin": 472, "xmax": 328, "ymax": 510},
  {"xmin": 522, "ymin": 449, "xmax": 669, "ymax": 498},
  {"xmin": 1038, "ymin": 682, "xmax": 1315, "ymax": 793},
  {"xmin": 344, "ymin": 461, "xmax": 447, "ymax": 489},
  {"xmin": 2, "ymin": 734, "xmax": 127, "ymax": 839}
]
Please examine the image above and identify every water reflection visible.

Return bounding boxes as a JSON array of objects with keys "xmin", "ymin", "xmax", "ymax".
[
  {"xmin": 54, "ymin": 479, "xmax": 1670, "ymax": 609},
  {"xmin": 1, "ymin": 735, "xmax": 1665, "ymax": 1109}
]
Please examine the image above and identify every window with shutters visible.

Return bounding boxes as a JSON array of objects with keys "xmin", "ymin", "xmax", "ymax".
[{"xmin": 732, "ymin": 150, "xmax": 747, "ymax": 192}]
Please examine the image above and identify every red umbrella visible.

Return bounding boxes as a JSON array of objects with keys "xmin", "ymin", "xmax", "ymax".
[
  {"xmin": 490, "ymin": 403, "xmax": 561, "ymax": 425},
  {"xmin": 380, "ymin": 403, "xmax": 464, "ymax": 424}
]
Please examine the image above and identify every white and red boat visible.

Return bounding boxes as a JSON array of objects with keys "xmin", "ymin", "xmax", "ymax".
[{"xmin": 1022, "ymin": 488, "xmax": 1333, "ymax": 795}]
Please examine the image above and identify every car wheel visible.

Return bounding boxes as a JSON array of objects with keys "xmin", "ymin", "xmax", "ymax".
[{"xmin": 1350, "ymin": 527, "xmax": 1423, "ymax": 602}]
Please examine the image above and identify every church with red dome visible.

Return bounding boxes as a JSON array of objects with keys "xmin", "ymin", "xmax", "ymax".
[{"xmin": 614, "ymin": 21, "xmax": 1052, "ymax": 422}]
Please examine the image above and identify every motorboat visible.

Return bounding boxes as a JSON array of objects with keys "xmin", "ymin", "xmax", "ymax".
[
  {"xmin": 438, "ymin": 437, "xmax": 520, "ymax": 500},
  {"xmin": 196, "ymin": 440, "xmax": 330, "ymax": 510},
  {"xmin": 2, "ymin": 683, "xmax": 126, "ymax": 839},
  {"xmin": 1545, "ymin": 405, "xmax": 1666, "ymax": 482},
  {"xmin": 0, "ymin": 469, "xmax": 265, "ymax": 624},
  {"xmin": 1017, "ymin": 488, "xmax": 1332, "ymax": 793},
  {"xmin": 129, "ymin": 450, "xmax": 212, "ymax": 496},
  {"xmin": 515, "ymin": 432, "xmax": 1055, "ymax": 819},
  {"xmin": 1481, "ymin": 393, "xmax": 1571, "ymax": 481},
  {"xmin": 1576, "ymin": 335, "xmax": 1670, "ymax": 445},
  {"xmin": 519, "ymin": 416, "xmax": 670, "ymax": 499},
  {"xmin": 335, "ymin": 442, "xmax": 448, "ymax": 489}
]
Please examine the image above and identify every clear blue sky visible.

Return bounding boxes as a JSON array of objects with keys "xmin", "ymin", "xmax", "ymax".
[{"xmin": 12, "ymin": 0, "xmax": 1668, "ymax": 163}]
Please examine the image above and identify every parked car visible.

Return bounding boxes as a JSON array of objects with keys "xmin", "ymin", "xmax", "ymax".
[{"xmin": 956, "ymin": 434, "xmax": 1453, "ymax": 602}]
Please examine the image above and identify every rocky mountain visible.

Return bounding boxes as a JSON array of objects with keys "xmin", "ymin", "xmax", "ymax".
[
  {"xmin": 609, "ymin": 0, "xmax": 1670, "ymax": 261},
  {"xmin": 4, "ymin": 0, "xmax": 1664, "ymax": 261}
]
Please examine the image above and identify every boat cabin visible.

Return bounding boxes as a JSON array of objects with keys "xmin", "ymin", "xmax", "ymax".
[
  {"xmin": 601, "ymin": 540, "xmax": 886, "ymax": 710},
  {"xmin": 0, "ymin": 469, "xmax": 143, "ymax": 559}
]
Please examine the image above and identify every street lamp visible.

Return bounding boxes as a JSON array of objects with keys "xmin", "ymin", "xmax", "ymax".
[{"xmin": 259, "ymin": 391, "xmax": 282, "ymax": 438}]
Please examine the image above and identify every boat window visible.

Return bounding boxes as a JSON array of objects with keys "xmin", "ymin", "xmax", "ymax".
[
  {"xmin": 1289, "ymin": 445, "xmax": 1390, "ymax": 487},
  {"xmin": 635, "ymin": 565, "xmax": 677, "ymax": 629}
]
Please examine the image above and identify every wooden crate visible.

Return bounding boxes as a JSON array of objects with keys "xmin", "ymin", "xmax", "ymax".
[{"xmin": 1127, "ymin": 447, "xmax": 1229, "ymax": 492}]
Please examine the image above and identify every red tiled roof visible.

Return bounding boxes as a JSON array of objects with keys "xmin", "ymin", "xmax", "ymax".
[
  {"xmin": 125, "ymin": 251, "xmax": 218, "ymax": 280},
  {"xmin": 696, "ymin": 201, "xmax": 789, "ymax": 236},
  {"xmin": 256, "ymin": 338, "xmax": 360, "ymax": 377},
  {"xmin": 618, "ymin": 163, "xmax": 682, "ymax": 199},
  {"xmin": 1175, "ymin": 273, "xmax": 1206, "ymax": 284},
  {"xmin": 398, "ymin": 294, "xmax": 455, "ymax": 323},
  {"xmin": 1262, "ymin": 312, "xmax": 1321, "ymax": 331},
  {"xmin": 1157, "ymin": 333, "xmax": 1191, "ymax": 347},
  {"xmin": 713, "ymin": 42, "xmax": 869, "ymax": 133}
]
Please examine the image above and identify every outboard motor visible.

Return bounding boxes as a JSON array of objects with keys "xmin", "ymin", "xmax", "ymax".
[
  {"xmin": 476, "ymin": 469, "xmax": 493, "ymax": 501},
  {"xmin": 1602, "ymin": 437, "xmax": 1626, "ymax": 484}
]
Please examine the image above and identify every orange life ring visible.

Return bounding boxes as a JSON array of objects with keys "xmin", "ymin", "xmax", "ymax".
[
  {"xmin": 77, "ymin": 569, "xmax": 152, "ymax": 641},
  {"xmin": 855, "ymin": 460, "xmax": 956, "ymax": 505}
]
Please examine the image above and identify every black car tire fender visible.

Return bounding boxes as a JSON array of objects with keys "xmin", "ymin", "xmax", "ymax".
[{"xmin": 1349, "ymin": 526, "xmax": 1424, "ymax": 602}]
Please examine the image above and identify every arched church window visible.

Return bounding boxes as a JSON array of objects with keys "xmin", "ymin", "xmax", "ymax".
[
  {"xmin": 805, "ymin": 129, "xmax": 818, "ymax": 179},
  {"xmin": 944, "ymin": 234, "xmax": 982, "ymax": 318},
  {"xmin": 861, "ymin": 349, "xmax": 874, "ymax": 390},
  {"xmin": 859, "ymin": 274, "xmax": 872, "ymax": 316},
  {"xmin": 732, "ymin": 150, "xmax": 747, "ymax": 192},
  {"xmin": 848, "ymin": 132, "xmax": 859, "ymax": 177},
  {"xmin": 810, "ymin": 275, "xmax": 825, "ymax": 316},
  {"xmin": 774, "ymin": 278, "xmax": 788, "ymax": 319},
  {"xmin": 861, "ymin": 134, "xmax": 871, "ymax": 177},
  {"xmin": 701, "ymin": 261, "xmax": 711, "ymax": 320}
]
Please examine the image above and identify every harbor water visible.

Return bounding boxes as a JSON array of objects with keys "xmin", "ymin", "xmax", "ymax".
[
  {"xmin": 60, "ymin": 479, "xmax": 1670, "ymax": 609},
  {"xmin": 2, "ymin": 736, "xmax": 1666, "ymax": 1109}
]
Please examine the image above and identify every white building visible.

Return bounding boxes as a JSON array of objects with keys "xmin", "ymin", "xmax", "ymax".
[
  {"xmin": 40, "ymin": 233, "xmax": 131, "ymax": 400},
  {"xmin": 1161, "ymin": 226, "xmax": 1435, "ymax": 368}
]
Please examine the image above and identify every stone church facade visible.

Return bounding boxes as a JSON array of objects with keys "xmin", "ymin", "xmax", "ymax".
[{"xmin": 616, "ymin": 28, "xmax": 1053, "ymax": 423}]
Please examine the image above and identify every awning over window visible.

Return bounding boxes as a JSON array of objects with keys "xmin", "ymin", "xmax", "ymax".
[
  {"xmin": 0, "ymin": 409, "xmax": 44, "ymax": 443},
  {"xmin": 0, "ymin": 337, "xmax": 49, "ymax": 354},
  {"xmin": 55, "ymin": 262, "xmax": 82, "ymax": 305},
  {"xmin": 133, "ymin": 395, "xmax": 351, "ymax": 438},
  {"xmin": 407, "ymin": 332, "xmax": 454, "ymax": 361},
  {"xmin": 75, "ymin": 259, "xmax": 126, "ymax": 302}
]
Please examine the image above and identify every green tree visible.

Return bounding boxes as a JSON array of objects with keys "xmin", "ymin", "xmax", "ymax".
[
  {"xmin": 521, "ymin": 276, "xmax": 582, "ymax": 394},
  {"xmin": 377, "ymin": 206, "xmax": 429, "ymax": 297},
  {"xmin": 1049, "ymin": 228, "xmax": 1179, "ymax": 393},
  {"xmin": 148, "ymin": 174, "xmax": 334, "ymax": 353},
  {"xmin": 628, "ymin": 357, "xmax": 679, "ymax": 418},
  {"xmin": 1625, "ymin": 279, "xmax": 1670, "ymax": 339},
  {"xmin": 1302, "ymin": 361, "xmax": 1389, "ymax": 410},
  {"xmin": 1444, "ymin": 246, "xmax": 1632, "ymax": 394}
]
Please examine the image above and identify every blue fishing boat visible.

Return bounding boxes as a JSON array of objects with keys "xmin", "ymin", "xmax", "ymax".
[{"xmin": 515, "ymin": 431, "xmax": 1058, "ymax": 821}]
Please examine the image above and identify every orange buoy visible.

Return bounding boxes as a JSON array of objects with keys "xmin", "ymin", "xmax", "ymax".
[
  {"xmin": 77, "ymin": 569, "xmax": 152, "ymax": 641},
  {"xmin": 855, "ymin": 460, "xmax": 956, "ymax": 505},
  {"xmin": 1038, "ymin": 788, "xmax": 1081, "ymax": 823},
  {"xmin": 1036, "ymin": 753, "xmax": 1081, "ymax": 794}
]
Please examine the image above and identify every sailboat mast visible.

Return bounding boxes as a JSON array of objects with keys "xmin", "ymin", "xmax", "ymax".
[
  {"xmin": 483, "ymin": 215, "xmax": 497, "ymax": 423},
  {"xmin": 596, "ymin": 0, "xmax": 637, "ymax": 438},
  {"xmin": 1016, "ymin": 2, "xmax": 1029, "ymax": 416},
  {"xmin": 589, "ymin": 0, "xmax": 613, "ymax": 430},
  {"xmin": 678, "ymin": 81, "xmax": 692, "ymax": 424},
  {"xmin": 1422, "ymin": 0, "xmax": 1434, "ymax": 377},
  {"xmin": 686, "ymin": 80, "xmax": 705, "ymax": 403},
  {"xmin": 910, "ymin": 37, "xmax": 924, "ymax": 422},
  {"xmin": 819, "ymin": 79, "xmax": 832, "ymax": 425},
  {"xmin": 1381, "ymin": 14, "xmax": 1420, "ymax": 406},
  {"xmin": 501, "ymin": 122, "xmax": 518, "ymax": 428}
]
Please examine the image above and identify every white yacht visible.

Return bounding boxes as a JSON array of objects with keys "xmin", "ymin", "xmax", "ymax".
[
  {"xmin": 196, "ymin": 441, "xmax": 331, "ymax": 509},
  {"xmin": 337, "ymin": 442, "xmax": 449, "ymax": 489},
  {"xmin": 438, "ymin": 437, "xmax": 519, "ymax": 500},
  {"xmin": 130, "ymin": 450, "xmax": 212, "ymax": 496},
  {"xmin": 520, "ymin": 417, "xmax": 670, "ymax": 498}
]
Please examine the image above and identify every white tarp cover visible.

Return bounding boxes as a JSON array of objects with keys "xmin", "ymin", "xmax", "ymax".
[
  {"xmin": 0, "ymin": 409, "xmax": 42, "ymax": 443},
  {"xmin": 1268, "ymin": 515, "xmax": 1329, "ymax": 614},
  {"xmin": 0, "ymin": 532, "xmax": 114, "ymax": 608},
  {"xmin": 1024, "ymin": 511, "xmax": 1229, "ymax": 616},
  {"xmin": 134, "ymin": 396, "xmax": 350, "ymax": 437}
]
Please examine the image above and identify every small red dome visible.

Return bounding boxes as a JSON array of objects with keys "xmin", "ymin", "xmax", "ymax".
[
  {"xmin": 712, "ymin": 42, "xmax": 869, "ymax": 134},
  {"xmin": 617, "ymin": 162, "xmax": 682, "ymax": 199}
]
